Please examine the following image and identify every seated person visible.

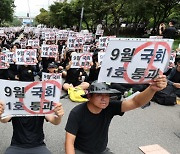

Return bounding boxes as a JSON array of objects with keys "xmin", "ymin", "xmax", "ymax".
[
  {"xmin": 0, "ymin": 100, "xmax": 64, "ymax": 154},
  {"xmin": 167, "ymin": 59, "xmax": 180, "ymax": 97},
  {"xmin": 86, "ymin": 50, "xmax": 101, "ymax": 84},
  {"xmin": 62, "ymin": 51, "xmax": 89, "ymax": 91}
]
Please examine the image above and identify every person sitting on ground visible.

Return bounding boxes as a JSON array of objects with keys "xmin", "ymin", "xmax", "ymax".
[
  {"xmin": 65, "ymin": 76, "xmax": 167, "ymax": 154},
  {"xmin": 62, "ymin": 51, "xmax": 89, "ymax": 91},
  {"xmin": 167, "ymin": 60, "xmax": 180, "ymax": 97},
  {"xmin": 0, "ymin": 101, "xmax": 64, "ymax": 154}
]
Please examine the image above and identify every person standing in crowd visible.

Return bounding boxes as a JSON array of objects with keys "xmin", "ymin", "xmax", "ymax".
[
  {"xmin": 159, "ymin": 20, "xmax": 177, "ymax": 39},
  {"xmin": 65, "ymin": 75, "xmax": 167, "ymax": 154}
]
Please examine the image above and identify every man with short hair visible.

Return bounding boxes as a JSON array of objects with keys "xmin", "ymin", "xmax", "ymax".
[
  {"xmin": 65, "ymin": 75, "xmax": 167, "ymax": 154},
  {"xmin": 159, "ymin": 20, "xmax": 177, "ymax": 39}
]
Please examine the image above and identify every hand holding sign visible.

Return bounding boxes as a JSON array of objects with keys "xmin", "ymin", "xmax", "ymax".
[
  {"xmin": 149, "ymin": 75, "xmax": 167, "ymax": 92},
  {"xmin": 0, "ymin": 101, "xmax": 4, "ymax": 116},
  {"xmin": 53, "ymin": 103, "xmax": 64, "ymax": 117}
]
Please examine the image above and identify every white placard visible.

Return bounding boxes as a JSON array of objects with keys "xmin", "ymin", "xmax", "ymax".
[
  {"xmin": 42, "ymin": 72, "xmax": 62, "ymax": 83},
  {"xmin": 0, "ymin": 79, "xmax": 62, "ymax": 118},
  {"xmin": 28, "ymin": 39, "xmax": 40, "ymax": 49},
  {"xmin": 98, "ymin": 52, "xmax": 105, "ymax": 66},
  {"xmin": 83, "ymin": 45, "xmax": 91, "ymax": 53},
  {"xmin": 6, "ymin": 52, "xmax": 14, "ymax": 64},
  {"xmin": 98, "ymin": 38, "xmax": 174, "ymax": 84},
  {"xmin": 0, "ymin": 54, "xmax": 8, "ymax": 69},
  {"xmin": 15, "ymin": 49, "xmax": 37, "ymax": 65},
  {"xmin": 67, "ymin": 37, "xmax": 84, "ymax": 50},
  {"xmin": 41, "ymin": 45, "xmax": 58, "ymax": 58},
  {"xmin": 71, "ymin": 52, "xmax": 92, "ymax": 69}
]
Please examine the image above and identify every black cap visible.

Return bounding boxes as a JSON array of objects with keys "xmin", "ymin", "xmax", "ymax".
[{"xmin": 48, "ymin": 62, "xmax": 57, "ymax": 69}]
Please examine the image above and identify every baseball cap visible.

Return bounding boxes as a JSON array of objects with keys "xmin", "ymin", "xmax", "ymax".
[{"xmin": 48, "ymin": 62, "xmax": 57, "ymax": 69}]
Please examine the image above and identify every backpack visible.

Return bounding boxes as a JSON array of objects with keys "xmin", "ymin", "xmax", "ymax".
[
  {"xmin": 68, "ymin": 87, "xmax": 88, "ymax": 103},
  {"xmin": 152, "ymin": 84, "xmax": 176, "ymax": 106}
]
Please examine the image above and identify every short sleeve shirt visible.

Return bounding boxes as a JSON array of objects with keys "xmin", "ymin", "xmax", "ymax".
[{"xmin": 65, "ymin": 100, "xmax": 124, "ymax": 153}]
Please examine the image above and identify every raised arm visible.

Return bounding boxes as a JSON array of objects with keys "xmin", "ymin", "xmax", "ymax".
[{"xmin": 121, "ymin": 75, "xmax": 167, "ymax": 112}]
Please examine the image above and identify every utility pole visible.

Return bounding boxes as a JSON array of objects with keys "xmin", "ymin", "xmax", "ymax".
[
  {"xmin": 79, "ymin": 7, "xmax": 84, "ymax": 32},
  {"xmin": 27, "ymin": 0, "xmax": 31, "ymax": 25}
]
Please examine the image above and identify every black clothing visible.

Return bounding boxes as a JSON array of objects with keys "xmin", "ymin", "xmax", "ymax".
[
  {"xmin": 163, "ymin": 26, "xmax": 176, "ymax": 39},
  {"xmin": 87, "ymin": 64, "xmax": 100, "ymax": 83},
  {"xmin": 18, "ymin": 65, "xmax": 36, "ymax": 81},
  {"xmin": 41, "ymin": 57, "xmax": 55, "ymax": 72},
  {"xmin": 11, "ymin": 117, "xmax": 45, "ymax": 148},
  {"xmin": 64, "ymin": 68, "xmax": 82, "ymax": 86},
  {"xmin": 65, "ymin": 101, "xmax": 124, "ymax": 153},
  {"xmin": 169, "ymin": 70, "xmax": 180, "ymax": 83},
  {"xmin": 8, "ymin": 64, "xmax": 18, "ymax": 80},
  {"xmin": 0, "ymin": 69, "xmax": 9, "ymax": 79}
]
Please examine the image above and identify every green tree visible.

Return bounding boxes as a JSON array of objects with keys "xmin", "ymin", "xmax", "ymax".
[
  {"xmin": 0, "ymin": 0, "xmax": 15, "ymax": 25},
  {"xmin": 35, "ymin": 8, "xmax": 51, "ymax": 27}
]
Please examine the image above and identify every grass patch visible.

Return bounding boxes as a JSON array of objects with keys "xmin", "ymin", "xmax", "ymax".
[{"xmin": 173, "ymin": 39, "xmax": 180, "ymax": 50}]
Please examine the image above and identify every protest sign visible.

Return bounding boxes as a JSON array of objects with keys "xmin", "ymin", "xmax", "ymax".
[
  {"xmin": 0, "ymin": 79, "xmax": 62, "ymax": 118},
  {"xmin": 41, "ymin": 45, "xmax": 58, "ymax": 58},
  {"xmin": 28, "ymin": 39, "xmax": 40, "ymax": 49},
  {"xmin": 15, "ymin": 49, "xmax": 37, "ymax": 65},
  {"xmin": 83, "ymin": 45, "xmax": 91, "ymax": 53},
  {"xmin": 67, "ymin": 37, "xmax": 84, "ymax": 50},
  {"xmin": 6, "ymin": 52, "xmax": 14, "ymax": 64},
  {"xmin": 98, "ymin": 38, "xmax": 173, "ymax": 84},
  {"xmin": 71, "ymin": 52, "xmax": 92, "ymax": 69},
  {"xmin": 0, "ymin": 54, "xmax": 8, "ymax": 69},
  {"xmin": 98, "ymin": 36, "xmax": 116, "ymax": 50},
  {"xmin": 42, "ymin": 72, "xmax": 62, "ymax": 83},
  {"xmin": 20, "ymin": 41, "xmax": 27, "ymax": 49},
  {"xmin": 98, "ymin": 52, "xmax": 105, "ymax": 66}
]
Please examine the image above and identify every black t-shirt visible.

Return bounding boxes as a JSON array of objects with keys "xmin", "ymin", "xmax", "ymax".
[
  {"xmin": 170, "ymin": 70, "xmax": 180, "ymax": 83},
  {"xmin": 65, "ymin": 68, "xmax": 82, "ymax": 86},
  {"xmin": 65, "ymin": 101, "xmax": 124, "ymax": 153},
  {"xmin": 10, "ymin": 116, "xmax": 45, "ymax": 148},
  {"xmin": 163, "ymin": 26, "xmax": 176, "ymax": 39},
  {"xmin": 18, "ymin": 65, "xmax": 36, "ymax": 81}
]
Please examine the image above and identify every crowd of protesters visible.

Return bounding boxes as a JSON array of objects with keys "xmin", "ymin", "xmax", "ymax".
[
  {"xmin": 0, "ymin": 24, "xmax": 179, "ymax": 154},
  {"xmin": 0, "ymin": 25, "xmax": 179, "ymax": 98}
]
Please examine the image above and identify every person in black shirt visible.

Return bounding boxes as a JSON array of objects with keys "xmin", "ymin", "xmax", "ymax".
[
  {"xmin": 0, "ymin": 101, "xmax": 64, "ymax": 154},
  {"xmin": 65, "ymin": 76, "xmax": 167, "ymax": 154},
  {"xmin": 167, "ymin": 60, "xmax": 180, "ymax": 97},
  {"xmin": 63, "ymin": 51, "xmax": 89, "ymax": 91},
  {"xmin": 159, "ymin": 20, "xmax": 177, "ymax": 39}
]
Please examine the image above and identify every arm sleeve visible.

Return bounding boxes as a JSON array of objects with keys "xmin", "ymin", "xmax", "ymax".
[
  {"xmin": 109, "ymin": 100, "xmax": 124, "ymax": 116},
  {"xmin": 65, "ymin": 111, "xmax": 80, "ymax": 136}
]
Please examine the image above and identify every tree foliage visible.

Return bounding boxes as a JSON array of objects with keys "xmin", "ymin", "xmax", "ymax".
[
  {"xmin": 35, "ymin": 8, "xmax": 51, "ymax": 27},
  {"xmin": 0, "ymin": 0, "xmax": 15, "ymax": 25},
  {"xmin": 35, "ymin": 0, "xmax": 180, "ymax": 36}
]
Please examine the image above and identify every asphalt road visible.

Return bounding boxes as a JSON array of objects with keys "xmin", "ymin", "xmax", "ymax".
[{"xmin": 0, "ymin": 98, "xmax": 180, "ymax": 154}]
